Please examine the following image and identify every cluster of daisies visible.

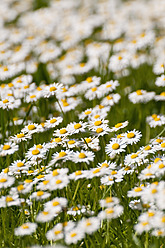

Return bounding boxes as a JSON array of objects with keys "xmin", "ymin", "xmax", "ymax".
[{"xmin": 0, "ymin": 0, "xmax": 165, "ymax": 247}]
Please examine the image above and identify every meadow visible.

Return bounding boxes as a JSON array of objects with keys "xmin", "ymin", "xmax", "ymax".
[{"xmin": 0, "ymin": 0, "xmax": 165, "ymax": 247}]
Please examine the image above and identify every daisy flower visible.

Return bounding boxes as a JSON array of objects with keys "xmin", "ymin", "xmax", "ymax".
[
  {"xmin": 67, "ymin": 121, "xmax": 87, "ymax": 135},
  {"xmin": 92, "ymin": 124, "xmax": 111, "ymax": 137},
  {"xmin": 63, "ymin": 138, "xmax": 80, "ymax": 149},
  {"xmin": 0, "ymin": 174, "xmax": 15, "ymax": 189},
  {"xmin": 65, "ymin": 227, "xmax": 85, "ymax": 245},
  {"xmin": 123, "ymin": 129, "xmax": 142, "ymax": 145},
  {"xmin": 44, "ymin": 197, "xmax": 68, "ymax": 213},
  {"xmin": 21, "ymin": 123, "xmax": 41, "ymax": 135},
  {"xmin": 69, "ymin": 170, "xmax": 89, "ymax": 181},
  {"xmin": 101, "ymin": 93, "xmax": 121, "ymax": 106},
  {"xmin": 9, "ymin": 132, "xmax": 32, "ymax": 143},
  {"xmin": 105, "ymin": 138, "xmax": 127, "ymax": 158},
  {"xmin": 146, "ymin": 114, "xmax": 165, "ymax": 128},
  {"xmin": 25, "ymin": 145, "xmax": 47, "ymax": 161},
  {"xmin": 36, "ymin": 210, "xmax": 57, "ymax": 223},
  {"xmin": 44, "ymin": 116, "xmax": 63, "ymax": 129},
  {"xmin": 110, "ymin": 121, "xmax": 129, "ymax": 132},
  {"xmin": 128, "ymin": 90, "xmax": 155, "ymax": 104},
  {"xmin": 98, "ymin": 205, "xmax": 124, "ymax": 220},
  {"xmin": 53, "ymin": 127, "xmax": 69, "ymax": 137},
  {"xmin": 70, "ymin": 150, "xmax": 95, "ymax": 164},
  {"xmin": 81, "ymin": 136, "xmax": 100, "ymax": 150},
  {"xmin": 14, "ymin": 222, "xmax": 37, "ymax": 236},
  {"xmin": 31, "ymin": 191, "xmax": 51, "ymax": 201},
  {"xmin": 88, "ymin": 119, "xmax": 109, "ymax": 131},
  {"xmin": 0, "ymin": 142, "xmax": 19, "ymax": 156},
  {"xmin": 0, "ymin": 194, "xmax": 21, "ymax": 208},
  {"xmin": 48, "ymin": 150, "xmax": 72, "ymax": 166},
  {"xmin": 155, "ymin": 74, "xmax": 165, "ymax": 87},
  {"xmin": 78, "ymin": 217, "xmax": 100, "ymax": 235},
  {"xmin": 43, "ymin": 82, "xmax": 63, "ymax": 98},
  {"xmin": 100, "ymin": 197, "xmax": 120, "ymax": 208},
  {"xmin": 46, "ymin": 223, "xmax": 64, "ymax": 241},
  {"xmin": 155, "ymin": 91, "xmax": 165, "ymax": 101},
  {"xmin": 48, "ymin": 175, "xmax": 70, "ymax": 191}
]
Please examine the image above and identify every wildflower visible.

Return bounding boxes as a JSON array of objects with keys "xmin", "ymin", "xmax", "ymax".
[
  {"xmin": 0, "ymin": 142, "xmax": 19, "ymax": 156},
  {"xmin": 65, "ymin": 227, "xmax": 85, "ymax": 245},
  {"xmin": 14, "ymin": 222, "xmax": 37, "ymax": 236},
  {"xmin": 46, "ymin": 223, "xmax": 64, "ymax": 241},
  {"xmin": 110, "ymin": 121, "xmax": 129, "ymax": 132},
  {"xmin": 36, "ymin": 210, "xmax": 57, "ymax": 223},
  {"xmin": 31, "ymin": 191, "xmax": 51, "ymax": 201},
  {"xmin": 78, "ymin": 217, "xmax": 100, "ymax": 235},
  {"xmin": 123, "ymin": 129, "xmax": 142, "ymax": 145},
  {"xmin": 70, "ymin": 150, "xmax": 95, "ymax": 164},
  {"xmin": 67, "ymin": 121, "xmax": 87, "ymax": 135},
  {"xmin": 44, "ymin": 116, "xmax": 63, "ymax": 129},
  {"xmin": 155, "ymin": 74, "xmax": 165, "ymax": 87},
  {"xmin": 0, "ymin": 174, "xmax": 15, "ymax": 189},
  {"xmin": 128, "ymin": 90, "xmax": 155, "ymax": 104},
  {"xmin": 98, "ymin": 205, "xmax": 123, "ymax": 220},
  {"xmin": 105, "ymin": 138, "xmax": 127, "ymax": 158},
  {"xmin": 101, "ymin": 93, "xmax": 121, "ymax": 106}
]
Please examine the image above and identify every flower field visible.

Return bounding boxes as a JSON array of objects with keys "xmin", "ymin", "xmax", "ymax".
[{"xmin": 0, "ymin": 0, "xmax": 165, "ymax": 247}]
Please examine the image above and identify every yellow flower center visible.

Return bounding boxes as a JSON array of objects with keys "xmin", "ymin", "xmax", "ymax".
[
  {"xmin": 50, "ymin": 118, "xmax": 57, "ymax": 123},
  {"xmin": 32, "ymin": 149, "xmax": 40, "ymax": 155},
  {"xmin": 59, "ymin": 128, "xmax": 67, "ymax": 134},
  {"xmin": 160, "ymin": 92, "xmax": 165, "ymax": 96},
  {"xmin": 115, "ymin": 123, "xmax": 122, "ymax": 128},
  {"xmin": 145, "ymin": 173, "xmax": 152, "ymax": 176},
  {"xmin": 148, "ymin": 212, "xmax": 155, "ymax": 217},
  {"xmin": 154, "ymin": 158, "xmax": 161, "ymax": 163},
  {"xmin": 75, "ymin": 170, "xmax": 82, "ymax": 176},
  {"xmin": 144, "ymin": 146, "xmax": 151, "ymax": 151},
  {"xmin": 8, "ymin": 83, "xmax": 13, "ymax": 87},
  {"xmin": 94, "ymin": 115, "xmax": 100, "ymax": 119},
  {"xmin": 68, "ymin": 140, "xmax": 75, "ymax": 145},
  {"xmin": 85, "ymin": 138, "xmax": 91, "ymax": 143},
  {"xmin": 52, "ymin": 170, "xmax": 59, "ymax": 176},
  {"xmin": 106, "ymin": 84, "xmax": 112, "ymax": 88},
  {"xmin": 101, "ymin": 163, "xmax": 109, "ymax": 168},
  {"xmin": 86, "ymin": 221, "xmax": 91, "ymax": 226},
  {"xmin": 0, "ymin": 178, "xmax": 7, "ymax": 183},
  {"xmin": 17, "ymin": 185, "xmax": 24, "ymax": 191},
  {"xmin": 94, "ymin": 120, "xmax": 102, "ymax": 126},
  {"xmin": 80, "ymin": 63, "xmax": 85, "ymax": 67},
  {"xmin": 6, "ymin": 196, "xmax": 13, "ymax": 202},
  {"xmin": 56, "ymin": 179, "xmax": 62, "ymax": 184},
  {"xmin": 156, "ymin": 139, "xmax": 163, "ymax": 143},
  {"xmin": 106, "ymin": 197, "xmax": 113, "ymax": 203},
  {"xmin": 131, "ymin": 154, "xmax": 138, "ymax": 159},
  {"xmin": 52, "ymin": 201, "xmax": 59, "ymax": 206},
  {"xmin": 151, "ymin": 189, "xmax": 157, "ymax": 194},
  {"xmin": 91, "ymin": 87, "xmax": 97, "ymax": 92},
  {"xmin": 58, "ymin": 152, "xmax": 66, "ymax": 158},
  {"xmin": 118, "ymin": 56, "xmax": 122, "ymax": 60},
  {"xmin": 37, "ymin": 175, "xmax": 44, "ymax": 179},
  {"xmin": 55, "ymin": 137, "xmax": 62, "ymax": 143},
  {"xmin": 25, "ymin": 179, "xmax": 32, "ymax": 183},
  {"xmin": 37, "ymin": 191, "xmax": 44, "ymax": 196},
  {"xmin": 50, "ymin": 86, "xmax": 57, "ymax": 92},
  {"xmin": 112, "ymin": 143, "xmax": 120, "ymax": 150},
  {"xmin": 134, "ymin": 187, "xmax": 142, "ymax": 192},
  {"xmin": 161, "ymin": 143, "xmax": 165, "ymax": 148},
  {"xmin": 154, "ymin": 117, "xmax": 160, "ymax": 121},
  {"xmin": 21, "ymin": 224, "xmax": 29, "ymax": 229},
  {"xmin": 106, "ymin": 95, "xmax": 113, "ymax": 100},
  {"xmin": 7, "ymin": 93, "xmax": 13, "ymax": 96},
  {"xmin": 96, "ymin": 128, "xmax": 103, "ymax": 133},
  {"xmin": 43, "ymin": 180, "xmax": 49, "ymax": 185},
  {"xmin": 152, "ymin": 114, "xmax": 157, "ymax": 119},
  {"xmin": 71, "ymin": 232, "xmax": 77, "ymax": 237},
  {"xmin": 54, "ymin": 230, "xmax": 61, "ymax": 235},
  {"xmin": 111, "ymin": 171, "xmax": 117, "ymax": 175},
  {"xmin": 161, "ymin": 216, "xmax": 165, "ymax": 223},
  {"xmin": 17, "ymin": 133, "xmax": 25, "ymax": 138},
  {"xmin": 93, "ymin": 168, "xmax": 100, "ymax": 174},
  {"xmin": 136, "ymin": 90, "xmax": 143, "ymax": 95},
  {"xmin": 78, "ymin": 153, "xmax": 86, "ymax": 159},
  {"xmin": 36, "ymin": 144, "xmax": 43, "ymax": 149},
  {"xmin": 159, "ymin": 163, "xmax": 165, "ymax": 169},
  {"xmin": 28, "ymin": 124, "xmax": 35, "ymax": 130},
  {"xmin": 85, "ymin": 110, "xmax": 91, "ymax": 115},
  {"xmin": 30, "ymin": 95, "xmax": 36, "ymax": 99},
  {"xmin": 4, "ymin": 168, "xmax": 9, "ymax": 173},
  {"xmin": 74, "ymin": 123, "xmax": 82, "ymax": 129},
  {"xmin": 106, "ymin": 208, "xmax": 114, "ymax": 214},
  {"xmin": 17, "ymin": 162, "xmax": 24, "ymax": 167},
  {"xmin": 86, "ymin": 77, "xmax": 92, "ymax": 83},
  {"xmin": 3, "ymin": 145, "xmax": 11, "ymax": 150},
  {"xmin": 127, "ymin": 132, "xmax": 135, "ymax": 138},
  {"xmin": 142, "ymin": 222, "xmax": 148, "ymax": 226}
]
